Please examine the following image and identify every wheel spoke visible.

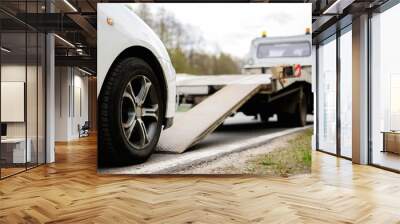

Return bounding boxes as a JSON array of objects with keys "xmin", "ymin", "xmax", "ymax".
[
  {"xmin": 124, "ymin": 119, "xmax": 136, "ymax": 140},
  {"xmin": 142, "ymin": 104, "xmax": 159, "ymax": 120},
  {"xmin": 124, "ymin": 82, "xmax": 138, "ymax": 105},
  {"xmin": 122, "ymin": 114, "xmax": 136, "ymax": 128},
  {"xmin": 122, "ymin": 82, "xmax": 136, "ymax": 130},
  {"xmin": 137, "ymin": 119, "xmax": 149, "ymax": 145},
  {"xmin": 136, "ymin": 77, "xmax": 152, "ymax": 106}
]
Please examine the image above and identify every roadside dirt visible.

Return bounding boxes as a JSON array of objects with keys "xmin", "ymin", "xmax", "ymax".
[{"xmin": 176, "ymin": 131, "xmax": 302, "ymax": 175}]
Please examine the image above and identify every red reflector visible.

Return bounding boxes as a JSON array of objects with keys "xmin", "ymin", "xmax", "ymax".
[{"xmin": 294, "ymin": 64, "xmax": 302, "ymax": 77}]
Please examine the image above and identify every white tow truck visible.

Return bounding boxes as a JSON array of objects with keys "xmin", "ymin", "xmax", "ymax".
[
  {"xmin": 240, "ymin": 30, "xmax": 313, "ymax": 126},
  {"xmin": 177, "ymin": 30, "xmax": 313, "ymax": 127}
]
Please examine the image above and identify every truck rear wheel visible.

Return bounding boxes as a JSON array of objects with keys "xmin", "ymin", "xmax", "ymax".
[
  {"xmin": 260, "ymin": 113, "xmax": 270, "ymax": 123},
  {"xmin": 277, "ymin": 112, "xmax": 292, "ymax": 126},
  {"xmin": 278, "ymin": 97, "xmax": 307, "ymax": 127},
  {"xmin": 98, "ymin": 57, "xmax": 164, "ymax": 166},
  {"xmin": 293, "ymin": 96, "xmax": 307, "ymax": 127}
]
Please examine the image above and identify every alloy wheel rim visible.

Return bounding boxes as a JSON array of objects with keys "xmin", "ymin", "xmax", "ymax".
[{"xmin": 120, "ymin": 75, "xmax": 159, "ymax": 149}]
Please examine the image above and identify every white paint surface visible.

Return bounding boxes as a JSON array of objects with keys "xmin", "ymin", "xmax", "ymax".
[{"xmin": 1, "ymin": 82, "xmax": 25, "ymax": 122}]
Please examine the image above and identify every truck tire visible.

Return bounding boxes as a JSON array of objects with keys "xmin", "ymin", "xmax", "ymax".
[
  {"xmin": 277, "ymin": 112, "xmax": 292, "ymax": 126},
  {"xmin": 278, "ymin": 96, "xmax": 307, "ymax": 127},
  {"xmin": 260, "ymin": 113, "xmax": 270, "ymax": 123},
  {"xmin": 294, "ymin": 96, "xmax": 307, "ymax": 127},
  {"xmin": 98, "ymin": 57, "xmax": 164, "ymax": 166}
]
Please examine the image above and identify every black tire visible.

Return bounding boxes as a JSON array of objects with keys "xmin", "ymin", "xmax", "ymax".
[
  {"xmin": 278, "ymin": 95, "xmax": 307, "ymax": 127},
  {"xmin": 277, "ymin": 112, "xmax": 292, "ymax": 127},
  {"xmin": 294, "ymin": 96, "xmax": 307, "ymax": 127},
  {"xmin": 260, "ymin": 113, "xmax": 270, "ymax": 123},
  {"xmin": 98, "ymin": 57, "xmax": 164, "ymax": 167}
]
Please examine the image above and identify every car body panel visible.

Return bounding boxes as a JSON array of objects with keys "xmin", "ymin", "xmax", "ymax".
[{"xmin": 97, "ymin": 3, "xmax": 176, "ymax": 119}]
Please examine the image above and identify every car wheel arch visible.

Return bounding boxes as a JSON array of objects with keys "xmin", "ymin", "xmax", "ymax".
[{"xmin": 102, "ymin": 46, "xmax": 168, "ymax": 125}]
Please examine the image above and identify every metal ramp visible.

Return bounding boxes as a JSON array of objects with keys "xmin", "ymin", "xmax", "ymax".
[{"xmin": 157, "ymin": 84, "xmax": 261, "ymax": 153}]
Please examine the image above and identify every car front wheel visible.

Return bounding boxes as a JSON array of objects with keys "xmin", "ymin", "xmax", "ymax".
[{"xmin": 98, "ymin": 57, "xmax": 164, "ymax": 166}]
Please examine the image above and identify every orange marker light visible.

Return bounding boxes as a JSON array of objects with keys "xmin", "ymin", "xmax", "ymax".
[
  {"xmin": 107, "ymin": 17, "xmax": 113, "ymax": 26},
  {"xmin": 261, "ymin": 31, "xmax": 267, "ymax": 37}
]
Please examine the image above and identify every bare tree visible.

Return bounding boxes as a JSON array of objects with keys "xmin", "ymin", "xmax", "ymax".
[
  {"xmin": 135, "ymin": 4, "xmax": 153, "ymax": 28},
  {"xmin": 134, "ymin": 5, "xmax": 241, "ymax": 75}
]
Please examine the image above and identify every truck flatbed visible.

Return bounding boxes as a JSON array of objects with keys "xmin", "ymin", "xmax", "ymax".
[{"xmin": 157, "ymin": 82, "xmax": 268, "ymax": 153}]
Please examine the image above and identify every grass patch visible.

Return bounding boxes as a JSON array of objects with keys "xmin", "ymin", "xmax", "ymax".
[
  {"xmin": 247, "ymin": 128, "xmax": 312, "ymax": 177},
  {"xmin": 176, "ymin": 104, "xmax": 193, "ymax": 112}
]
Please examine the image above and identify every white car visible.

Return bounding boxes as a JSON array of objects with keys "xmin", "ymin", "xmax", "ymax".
[{"xmin": 97, "ymin": 4, "xmax": 176, "ymax": 166}]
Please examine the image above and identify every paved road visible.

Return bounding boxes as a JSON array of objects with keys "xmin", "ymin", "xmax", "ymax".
[
  {"xmin": 99, "ymin": 113, "xmax": 313, "ymax": 174},
  {"xmin": 192, "ymin": 113, "xmax": 300, "ymax": 151}
]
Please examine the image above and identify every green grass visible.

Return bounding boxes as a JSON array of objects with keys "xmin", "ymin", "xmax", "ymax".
[
  {"xmin": 176, "ymin": 104, "xmax": 193, "ymax": 112},
  {"xmin": 247, "ymin": 128, "xmax": 312, "ymax": 177}
]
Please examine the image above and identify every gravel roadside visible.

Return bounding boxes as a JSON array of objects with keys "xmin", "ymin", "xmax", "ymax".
[{"xmin": 176, "ymin": 130, "xmax": 309, "ymax": 175}]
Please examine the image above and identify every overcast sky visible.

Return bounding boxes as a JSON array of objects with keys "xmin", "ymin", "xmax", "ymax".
[{"xmin": 131, "ymin": 3, "xmax": 311, "ymax": 58}]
